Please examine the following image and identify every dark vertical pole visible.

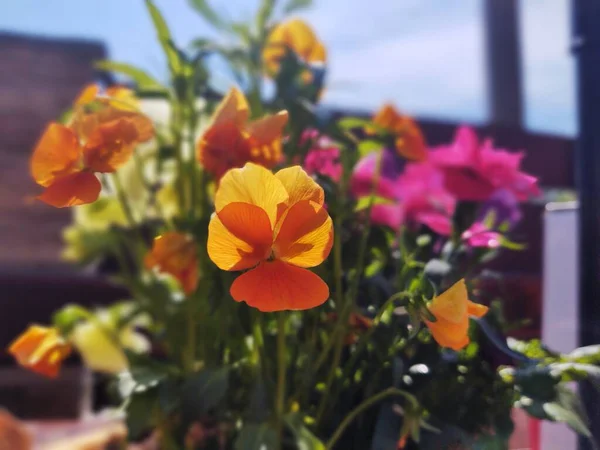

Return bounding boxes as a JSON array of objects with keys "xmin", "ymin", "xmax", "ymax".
[
  {"xmin": 573, "ymin": 1, "xmax": 600, "ymax": 448},
  {"xmin": 483, "ymin": 0, "xmax": 523, "ymax": 127}
]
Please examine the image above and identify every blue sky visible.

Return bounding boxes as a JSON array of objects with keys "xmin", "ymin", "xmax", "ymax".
[{"xmin": 0, "ymin": 0, "xmax": 576, "ymax": 136}]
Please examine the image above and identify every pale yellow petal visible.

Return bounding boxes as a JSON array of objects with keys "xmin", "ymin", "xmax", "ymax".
[{"xmin": 275, "ymin": 165, "xmax": 324, "ymax": 206}]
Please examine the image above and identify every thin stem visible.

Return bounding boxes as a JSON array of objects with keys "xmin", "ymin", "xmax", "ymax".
[
  {"xmin": 185, "ymin": 295, "xmax": 196, "ymax": 373},
  {"xmin": 325, "ymin": 388, "xmax": 417, "ymax": 450},
  {"xmin": 112, "ymin": 172, "xmax": 137, "ymax": 228},
  {"xmin": 276, "ymin": 312, "xmax": 287, "ymax": 450}
]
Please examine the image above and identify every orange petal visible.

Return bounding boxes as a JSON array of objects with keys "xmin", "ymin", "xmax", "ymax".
[
  {"xmin": 467, "ymin": 300, "xmax": 489, "ymax": 318},
  {"xmin": 74, "ymin": 84, "xmax": 100, "ymax": 106},
  {"xmin": 145, "ymin": 232, "xmax": 199, "ymax": 294},
  {"xmin": 274, "ymin": 200, "xmax": 333, "ymax": 268},
  {"xmin": 83, "ymin": 117, "xmax": 148, "ymax": 172},
  {"xmin": 197, "ymin": 122, "xmax": 252, "ymax": 179},
  {"xmin": 207, "ymin": 202, "xmax": 273, "ymax": 271},
  {"xmin": 8, "ymin": 325, "xmax": 71, "ymax": 378},
  {"xmin": 428, "ymin": 279, "xmax": 469, "ymax": 324},
  {"xmin": 30, "ymin": 123, "xmax": 82, "ymax": 187},
  {"xmin": 38, "ymin": 172, "xmax": 101, "ymax": 208},
  {"xmin": 230, "ymin": 260, "xmax": 329, "ymax": 311},
  {"xmin": 394, "ymin": 117, "xmax": 427, "ymax": 162},
  {"xmin": 247, "ymin": 111, "xmax": 288, "ymax": 168},
  {"xmin": 215, "ymin": 163, "xmax": 288, "ymax": 227},
  {"xmin": 373, "ymin": 104, "xmax": 402, "ymax": 131},
  {"xmin": 211, "ymin": 87, "xmax": 249, "ymax": 128},
  {"xmin": 425, "ymin": 316, "xmax": 470, "ymax": 351},
  {"xmin": 275, "ymin": 165, "xmax": 325, "ymax": 206}
]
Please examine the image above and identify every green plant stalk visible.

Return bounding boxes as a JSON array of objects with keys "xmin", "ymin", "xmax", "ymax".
[
  {"xmin": 325, "ymin": 388, "xmax": 417, "ymax": 450},
  {"xmin": 276, "ymin": 312, "xmax": 287, "ymax": 450},
  {"xmin": 170, "ymin": 95, "xmax": 187, "ymax": 213},
  {"xmin": 112, "ymin": 172, "xmax": 137, "ymax": 228},
  {"xmin": 315, "ymin": 150, "xmax": 383, "ymax": 424}
]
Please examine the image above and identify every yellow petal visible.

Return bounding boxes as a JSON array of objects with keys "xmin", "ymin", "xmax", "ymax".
[
  {"xmin": 428, "ymin": 279, "xmax": 468, "ymax": 324},
  {"xmin": 215, "ymin": 163, "xmax": 288, "ymax": 227},
  {"xmin": 70, "ymin": 321, "xmax": 128, "ymax": 374},
  {"xmin": 211, "ymin": 87, "xmax": 250, "ymax": 128},
  {"xmin": 281, "ymin": 19, "xmax": 319, "ymax": 60},
  {"xmin": 275, "ymin": 165, "xmax": 324, "ymax": 206},
  {"xmin": 274, "ymin": 200, "xmax": 333, "ymax": 268},
  {"xmin": 309, "ymin": 40, "xmax": 327, "ymax": 64},
  {"xmin": 207, "ymin": 202, "xmax": 273, "ymax": 271}
]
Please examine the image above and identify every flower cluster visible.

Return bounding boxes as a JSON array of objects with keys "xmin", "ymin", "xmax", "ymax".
[{"xmin": 7, "ymin": 2, "xmax": 594, "ymax": 449}]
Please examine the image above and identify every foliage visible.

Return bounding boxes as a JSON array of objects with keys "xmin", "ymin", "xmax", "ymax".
[{"xmin": 8, "ymin": 1, "xmax": 600, "ymax": 449}]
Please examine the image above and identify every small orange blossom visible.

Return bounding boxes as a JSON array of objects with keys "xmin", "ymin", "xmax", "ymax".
[
  {"xmin": 31, "ymin": 92, "xmax": 153, "ymax": 207},
  {"xmin": 145, "ymin": 232, "xmax": 199, "ymax": 295},
  {"xmin": 207, "ymin": 163, "xmax": 333, "ymax": 312},
  {"xmin": 263, "ymin": 18, "xmax": 326, "ymax": 77},
  {"xmin": 8, "ymin": 325, "xmax": 72, "ymax": 378},
  {"xmin": 196, "ymin": 88, "xmax": 288, "ymax": 180},
  {"xmin": 372, "ymin": 104, "xmax": 427, "ymax": 162},
  {"xmin": 424, "ymin": 279, "xmax": 488, "ymax": 350}
]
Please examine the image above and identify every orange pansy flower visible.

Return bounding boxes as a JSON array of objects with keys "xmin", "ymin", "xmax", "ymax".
[
  {"xmin": 145, "ymin": 232, "xmax": 199, "ymax": 295},
  {"xmin": 423, "ymin": 279, "xmax": 489, "ymax": 350},
  {"xmin": 207, "ymin": 163, "xmax": 333, "ymax": 312},
  {"xmin": 30, "ymin": 97, "xmax": 153, "ymax": 208},
  {"xmin": 263, "ymin": 18, "xmax": 327, "ymax": 76},
  {"xmin": 8, "ymin": 325, "xmax": 72, "ymax": 378},
  {"xmin": 196, "ymin": 88, "xmax": 288, "ymax": 180},
  {"xmin": 372, "ymin": 104, "xmax": 427, "ymax": 162}
]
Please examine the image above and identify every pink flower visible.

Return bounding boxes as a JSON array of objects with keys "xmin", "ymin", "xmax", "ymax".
[
  {"xmin": 351, "ymin": 155, "xmax": 456, "ymax": 235},
  {"xmin": 430, "ymin": 126, "xmax": 541, "ymax": 201},
  {"xmin": 301, "ymin": 130, "xmax": 342, "ymax": 182},
  {"xmin": 461, "ymin": 222, "xmax": 501, "ymax": 248}
]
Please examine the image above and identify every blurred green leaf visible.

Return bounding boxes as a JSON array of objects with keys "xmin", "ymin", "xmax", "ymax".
[
  {"xmin": 544, "ymin": 386, "xmax": 591, "ymax": 437},
  {"xmin": 354, "ymin": 195, "xmax": 394, "ymax": 212},
  {"xmin": 94, "ymin": 60, "xmax": 166, "ymax": 92},
  {"xmin": 499, "ymin": 237, "xmax": 526, "ymax": 251},
  {"xmin": 52, "ymin": 304, "xmax": 92, "ymax": 335},
  {"xmin": 145, "ymin": 0, "xmax": 183, "ymax": 74},
  {"xmin": 188, "ymin": 0, "xmax": 229, "ymax": 31},
  {"xmin": 126, "ymin": 388, "xmax": 158, "ymax": 440},
  {"xmin": 256, "ymin": 0, "xmax": 276, "ymax": 37},
  {"xmin": 182, "ymin": 367, "xmax": 230, "ymax": 417},
  {"xmin": 567, "ymin": 345, "xmax": 600, "ymax": 364},
  {"xmin": 283, "ymin": 0, "xmax": 313, "ymax": 14},
  {"xmin": 337, "ymin": 117, "xmax": 371, "ymax": 130},
  {"xmin": 358, "ymin": 140, "xmax": 383, "ymax": 157},
  {"xmin": 285, "ymin": 413, "xmax": 325, "ymax": 450},
  {"xmin": 234, "ymin": 423, "xmax": 277, "ymax": 450}
]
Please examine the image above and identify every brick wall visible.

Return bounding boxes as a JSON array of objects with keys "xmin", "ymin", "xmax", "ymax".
[{"xmin": 0, "ymin": 32, "xmax": 106, "ymax": 266}]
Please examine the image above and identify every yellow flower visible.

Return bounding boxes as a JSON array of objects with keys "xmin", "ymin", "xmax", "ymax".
[
  {"xmin": 70, "ymin": 313, "xmax": 149, "ymax": 374},
  {"xmin": 8, "ymin": 325, "xmax": 72, "ymax": 378},
  {"xmin": 263, "ymin": 18, "xmax": 326, "ymax": 77},
  {"xmin": 424, "ymin": 279, "xmax": 488, "ymax": 350},
  {"xmin": 207, "ymin": 163, "xmax": 333, "ymax": 311}
]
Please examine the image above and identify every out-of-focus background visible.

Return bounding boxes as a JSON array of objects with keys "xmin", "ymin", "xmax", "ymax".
[{"xmin": 0, "ymin": 1, "xmax": 583, "ymax": 448}]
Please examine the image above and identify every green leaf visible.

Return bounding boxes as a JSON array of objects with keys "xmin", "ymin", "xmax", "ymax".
[
  {"xmin": 567, "ymin": 345, "xmax": 600, "ymax": 364},
  {"xmin": 544, "ymin": 386, "xmax": 591, "ymax": 437},
  {"xmin": 283, "ymin": 0, "xmax": 313, "ymax": 14},
  {"xmin": 337, "ymin": 117, "xmax": 371, "ymax": 130},
  {"xmin": 182, "ymin": 367, "xmax": 230, "ymax": 417},
  {"xmin": 94, "ymin": 60, "xmax": 166, "ymax": 92},
  {"xmin": 285, "ymin": 413, "xmax": 325, "ymax": 450},
  {"xmin": 234, "ymin": 423, "xmax": 277, "ymax": 450},
  {"xmin": 52, "ymin": 304, "xmax": 92, "ymax": 335},
  {"xmin": 256, "ymin": 0, "xmax": 276, "ymax": 37},
  {"xmin": 358, "ymin": 140, "xmax": 382, "ymax": 156},
  {"xmin": 187, "ymin": 0, "xmax": 229, "ymax": 31},
  {"xmin": 145, "ymin": 0, "xmax": 183, "ymax": 74},
  {"xmin": 126, "ymin": 388, "xmax": 158, "ymax": 440},
  {"xmin": 354, "ymin": 195, "xmax": 394, "ymax": 212},
  {"xmin": 499, "ymin": 237, "xmax": 526, "ymax": 251}
]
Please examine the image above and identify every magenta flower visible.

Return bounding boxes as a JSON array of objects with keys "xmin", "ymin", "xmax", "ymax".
[
  {"xmin": 430, "ymin": 126, "xmax": 541, "ymax": 201},
  {"xmin": 461, "ymin": 189, "xmax": 522, "ymax": 249},
  {"xmin": 301, "ymin": 130, "xmax": 342, "ymax": 182},
  {"xmin": 351, "ymin": 155, "xmax": 456, "ymax": 235}
]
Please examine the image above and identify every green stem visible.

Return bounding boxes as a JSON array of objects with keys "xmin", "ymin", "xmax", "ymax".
[
  {"xmin": 325, "ymin": 388, "xmax": 417, "ymax": 450},
  {"xmin": 170, "ymin": 97, "xmax": 186, "ymax": 213},
  {"xmin": 276, "ymin": 312, "xmax": 287, "ymax": 450},
  {"xmin": 185, "ymin": 296, "xmax": 196, "ymax": 373},
  {"xmin": 316, "ymin": 151, "xmax": 384, "ymax": 424},
  {"xmin": 112, "ymin": 172, "xmax": 136, "ymax": 228}
]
